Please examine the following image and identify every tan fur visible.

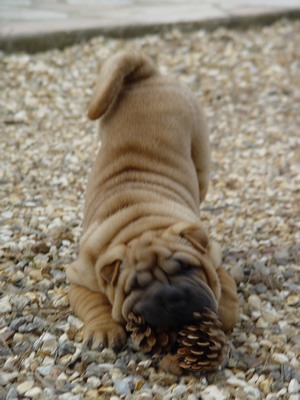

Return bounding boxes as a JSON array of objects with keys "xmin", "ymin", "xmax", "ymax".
[{"xmin": 67, "ymin": 51, "xmax": 239, "ymax": 349}]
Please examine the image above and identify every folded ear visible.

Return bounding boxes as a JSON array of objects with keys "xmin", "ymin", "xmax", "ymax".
[
  {"xmin": 101, "ymin": 260, "xmax": 121, "ymax": 287},
  {"xmin": 167, "ymin": 223, "xmax": 221, "ymax": 302},
  {"xmin": 87, "ymin": 51, "xmax": 157, "ymax": 120}
]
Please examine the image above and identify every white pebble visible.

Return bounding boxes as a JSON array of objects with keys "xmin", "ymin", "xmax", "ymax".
[
  {"xmin": 0, "ymin": 371, "xmax": 19, "ymax": 386},
  {"xmin": 172, "ymin": 384, "xmax": 187, "ymax": 396},
  {"xmin": 230, "ymin": 263, "xmax": 244, "ymax": 283},
  {"xmin": 248, "ymin": 294, "xmax": 262, "ymax": 310},
  {"xmin": 289, "ymin": 395, "xmax": 300, "ymax": 400},
  {"xmin": 2, "ymin": 211, "xmax": 13, "ymax": 219},
  {"xmin": 67, "ymin": 315, "xmax": 84, "ymax": 329},
  {"xmin": 41, "ymin": 335, "xmax": 58, "ymax": 354},
  {"xmin": 288, "ymin": 379, "xmax": 299, "ymax": 394},
  {"xmin": 87, "ymin": 376, "xmax": 101, "ymax": 389},
  {"xmin": 227, "ymin": 377, "xmax": 247, "ymax": 388},
  {"xmin": 25, "ymin": 387, "xmax": 43, "ymax": 399},
  {"xmin": 256, "ymin": 317, "xmax": 268, "ymax": 328},
  {"xmin": 277, "ymin": 388, "xmax": 287, "ymax": 396},
  {"xmin": 272, "ymin": 352, "xmax": 289, "ymax": 364},
  {"xmin": 57, "ymin": 372, "xmax": 68, "ymax": 381},
  {"xmin": 12, "ymin": 270, "xmax": 25, "ymax": 283},
  {"xmin": 36, "ymin": 364, "xmax": 53, "ymax": 376},
  {"xmin": 262, "ymin": 308, "xmax": 278, "ymax": 324},
  {"xmin": 187, "ymin": 395, "xmax": 198, "ymax": 400},
  {"xmin": 114, "ymin": 378, "xmax": 133, "ymax": 396},
  {"xmin": 138, "ymin": 359, "xmax": 152, "ymax": 369},
  {"xmin": 243, "ymin": 385, "xmax": 261, "ymax": 400},
  {"xmin": 136, "ymin": 393, "xmax": 153, "ymax": 400},
  {"xmin": 0, "ymin": 296, "xmax": 12, "ymax": 313},
  {"xmin": 58, "ymin": 394, "xmax": 83, "ymax": 400},
  {"xmin": 17, "ymin": 381, "xmax": 34, "ymax": 395},
  {"xmin": 201, "ymin": 385, "xmax": 227, "ymax": 400},
  {"xmin": 22, "ymin": 351, "xmax": 36, "ymax": 370}
]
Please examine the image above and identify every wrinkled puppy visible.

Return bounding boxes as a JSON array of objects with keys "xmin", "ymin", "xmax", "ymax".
[{"xmin": 67, "ymin": 51, "xmax": 239, "ymax": 351}]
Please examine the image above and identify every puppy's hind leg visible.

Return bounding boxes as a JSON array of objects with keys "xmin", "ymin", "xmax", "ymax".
[
  {"xmin": 216, "ymin": 267, "xmax": 239, "ymax": 332},
  {"xmin": 68, "ymin": 284, "xmax": 126, "ymax": 350},
  {"xmin": 207, "ymin": 241, "xmax": 239, "ymax": 332}
]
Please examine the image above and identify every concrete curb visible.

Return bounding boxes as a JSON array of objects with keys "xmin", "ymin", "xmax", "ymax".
[{"xmin": 1, "ymin": 8, "xmax": 300, "ymax": 54}]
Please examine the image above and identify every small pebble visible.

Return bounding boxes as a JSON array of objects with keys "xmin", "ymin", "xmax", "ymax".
[
  {"xmin": 243, "ymin": 385, "xmax": 261, "ymax": 400},
  {"xmin": 230, "ymin": 263, "xmax": 244, "ymax": 283},
  {"xmin": 6, "ymin": 387, "xmax": 18, "ymax": 400},
  {"xmin": 67, "ymin": 315, "xmax": 84, "ymax": 329},
  {"xmin": 0, "ymin": 371, "xmax": 19, "ymax": 386},
  {"xmin": 136, "ymin": 393, "xmax": 153, "ymax": 400},
  {"xmin": 248, "ymin": 294, "xmax": 261, "ymax": 310},
  {"xmin": 114, "ymin": 377, "xmax": 134, "ymax": 396},
  {"xmin": 58, "ymin": 394, "xmax": 83, "ymax": 400},
  {"xmin": 227, "ymin": 377, "xmax": 247, "ymax": 388},
  {"xmin": 255, "ymin": 283, "xmax": 267, "ymax": 294},
  {"xmin": 138, "ymin": 360, "xmax": 152, "ymax": 369},
  {"xmin": 85, "ymin": 363, "xmax": 105, "ymax": 378},
  {"xmin": 86, "ymin": 376, "xmax": 101, "ymax": 389},
  {"xmin": 288, "ymin": 379, "xmax": 299, "ymax": 394},
  {"xmin": 289, "ymin": 395, "xmax": 300, "ymax": 400},
  {"xmin": 272, "ymin": 353, "xmax": 289, "ymax": 364},
  {"xmin": 287, "ymin": 295, "xmax": 299, "ymax": 306},
  {"xmin": 278, "ymin": 388, "xmax": 288, "ymax": 397},
  {"xmin": 271, "ymin": 379, "xmax": 284, "ymax": 392},
  {"xmin": 256, "ymin": 317, "xmax": 269, "ymax": 328},
  {"xmin": 262, "ymin": 308, "xmax": 278, "ymax": 324},
  {"xmin": 0, "ymin": 296, "xmax": 12, "ymax": 313},
  {"xmin": 259, "ymin": 378, "xmax": 272, "ymax": 394},
  {"xmin": 36, "ymin": 364, "xmax": 53, "ymax": 376},
  {"xmin": 10, "ymin": 316, "xmax": 33, "ymax": 331},
  {"xmin": 0, "ymin": 387, "xmax": 7, "ymax": 400},
  {"xmin": 17, "ymin": 380, "xmax": 34, "ymax": 395},
  {"xmin": 2, "ymin": 210, "xmax": 13, "ymax": 219},
  {"xmin": 187, "ymin": 395, "xmax": 198, "ymax": 400},
  {"xmin": 25, "ymin": 387, "xmax": 43, "ymax": 399},
  {"xmin": 201, "ymin": 385, "xmax": 227, "ymax": 400},
  {"xmin": 172, "ymin": 384, "xmax": 188, "ymax": 396},
  {"xmin": 274, "ymin": 251, "xmax": 289, "ymax": 265}
]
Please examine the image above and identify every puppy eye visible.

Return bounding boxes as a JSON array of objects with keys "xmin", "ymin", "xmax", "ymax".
[
  {"xmin": 131, "ymin": 276, "xmax": 139, "ymax": 289},
  {"xmin": 124, "ymin": 273, "xmax": 139, "ymax": 293},
  {"xmin": 174, "ymin": 259, "xmax": 196, "ymax": 271}
]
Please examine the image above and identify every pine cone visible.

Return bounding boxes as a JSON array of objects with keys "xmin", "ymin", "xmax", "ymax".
[
  {"xmin": 127, "ymin": 308, "xmax": 226, "ymax": 373},
  {"xmin": 176, "ymin": 308, "xmax": 226, "ymax": 372},
  {"xmin": 126, "ymin": 312, "xmax": 177, "ymax": 354}
]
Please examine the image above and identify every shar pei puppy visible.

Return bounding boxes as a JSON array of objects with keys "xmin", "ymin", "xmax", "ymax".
[{"xmin": 67, "ymin": 51, "xmax": 239, "ymax": 351}]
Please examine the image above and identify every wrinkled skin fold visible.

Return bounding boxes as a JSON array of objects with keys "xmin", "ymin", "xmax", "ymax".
[{"xmin": 67, "ymin": 51, "xmax": 239, "ymax": 350}]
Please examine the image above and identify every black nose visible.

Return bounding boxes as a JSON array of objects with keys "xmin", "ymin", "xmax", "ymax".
[{"xmin": 134, "ymin": 281, "xmax": 216, "ymax": 330}]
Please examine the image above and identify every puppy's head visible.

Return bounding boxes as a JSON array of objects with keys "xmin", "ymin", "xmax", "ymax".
[{"xmin": 100, "ymin": 223, "xmax": 222, "ymax": 330}]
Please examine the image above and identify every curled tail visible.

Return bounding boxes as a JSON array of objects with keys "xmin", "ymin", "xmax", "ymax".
[{"xmin": 87, "ymin": 51, "xmax": 158, "ymax": 120}]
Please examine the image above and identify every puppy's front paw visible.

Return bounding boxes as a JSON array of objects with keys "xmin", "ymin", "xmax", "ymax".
[
  {"xmin": 159, "ymin": 353, "xmax": 183, "ymax": 376},
  {"xmin": 83, "ymin": 318, "xmax": 127, "ymax": 351},
  {"xmin": 68, "ymin": 284, "xmax": 127, "ymax": 351}
]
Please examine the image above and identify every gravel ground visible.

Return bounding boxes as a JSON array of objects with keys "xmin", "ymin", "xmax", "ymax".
[{"xmin": 0, "ymin": 18, "xmax": 300, "ymax": 400}]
